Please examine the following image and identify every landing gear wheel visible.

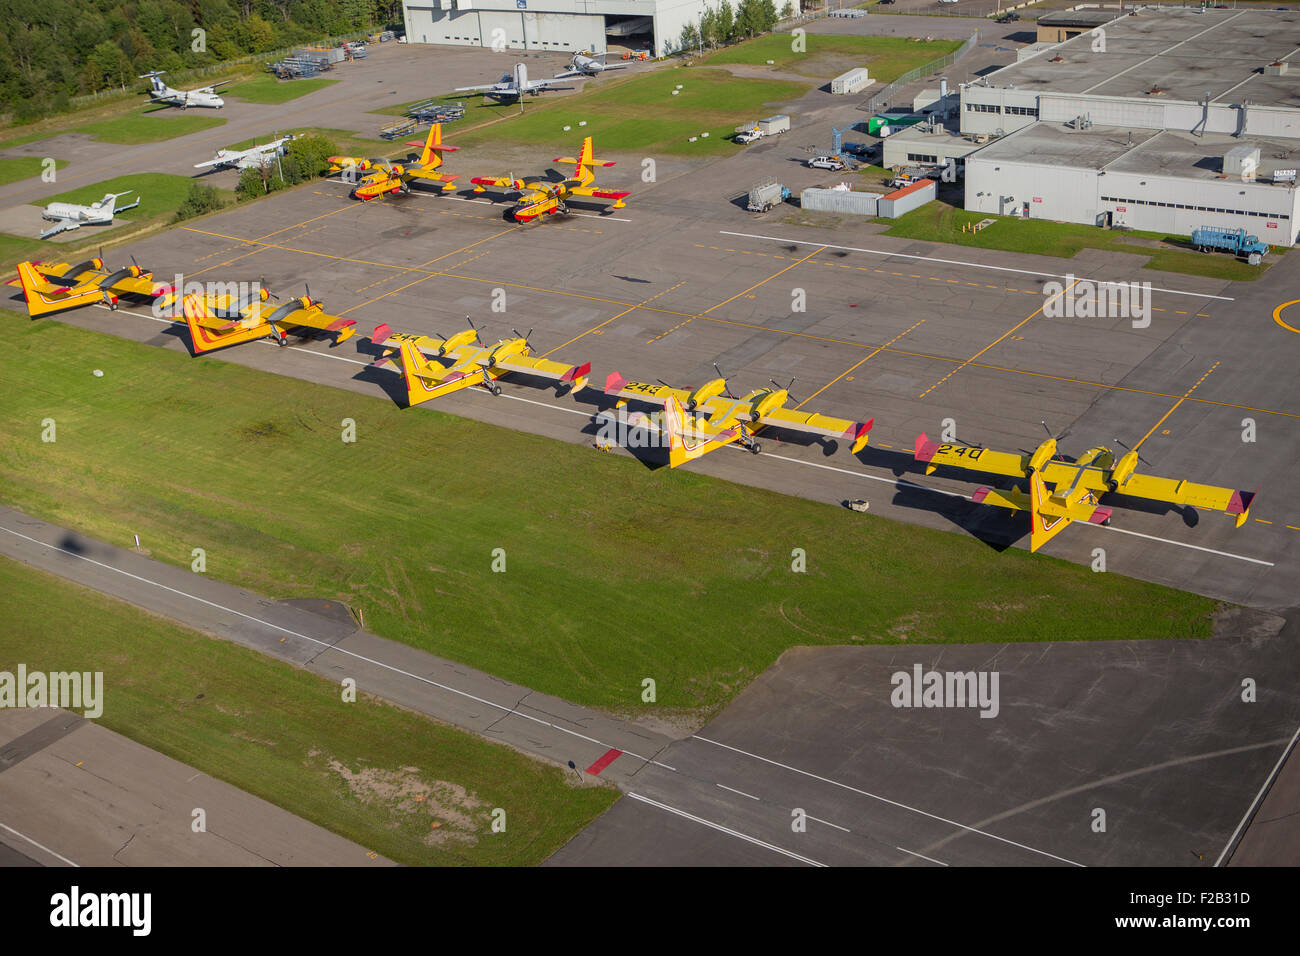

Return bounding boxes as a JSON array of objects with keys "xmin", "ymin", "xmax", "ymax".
[
  {"xmin": 490, "ymin": 384, "xmax": 502, "ymax": 396},
  {"xmin": 277, "ymin": 337, "xmax": 288, "ymax": 348},
  {"xmin": 750, "ymin": 442, "xmax": 762, "ymax": 455}
]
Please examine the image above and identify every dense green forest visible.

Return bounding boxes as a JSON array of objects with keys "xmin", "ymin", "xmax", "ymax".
[{"xmin": 0, "ymin": 0, "xmax": 404, "ymax": 120}]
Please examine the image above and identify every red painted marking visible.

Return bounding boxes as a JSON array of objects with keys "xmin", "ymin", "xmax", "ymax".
[{"xmin": 585, "ymin": 748, "xmax": 622, "ymax": 776}]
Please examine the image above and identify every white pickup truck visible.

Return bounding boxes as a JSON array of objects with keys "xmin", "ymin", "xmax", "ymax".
[{"xmin": 735, "ymin": 114, "xmax": 791, "ymax": 145}]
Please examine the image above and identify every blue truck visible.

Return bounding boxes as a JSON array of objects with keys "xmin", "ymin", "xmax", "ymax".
[{"xmin": 1191, "ymin": 225, "xmax": 1270, "ymax": 261}]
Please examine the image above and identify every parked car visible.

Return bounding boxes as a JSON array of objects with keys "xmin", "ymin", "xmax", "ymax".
[
  {"xmin": 808, "ymin": 155, "xmax": 847, "ymax": 171},
  {"xmin": 841, "ymin": 142, "xmax": 876, "ymax": 158},
  {"xmin": 996, "ymin": 11, "xmax": 1020, "ymax": 22}
]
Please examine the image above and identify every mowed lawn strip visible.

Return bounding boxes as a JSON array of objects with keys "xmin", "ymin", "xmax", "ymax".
[
  {"xmin": 881, "ymin": 202, "xmax": 1270, "ymax": 281},
  {"xmin": 73, "ymin": 111, "xmax": 227, "ymax": 145},
  {"xmin": 0, "ymin": 315, "xmax": 1218, "ymax": 715},
  {"xmin": 0, "ymin": 555, "xmax": 617, "ymax": 866},
  {"xmin": 448, "ymin": 69, "xmax": 810, "ymax": 156},
  {"xmin": 704, "ymin": 34, "xmax": 964, "ymax": 81}
]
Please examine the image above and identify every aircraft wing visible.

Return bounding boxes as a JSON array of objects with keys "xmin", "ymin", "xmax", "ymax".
[
  {"xmin": 470, "ymin": 176, "xmax": 525, "ymax": 192},
  {"xmin": 1112, "ymin": 473, "xmax": 1257, "ymax": 525},
  {"xmin": 408, "ymin": 170, "xmax": 459, "ymax": 184},
  {"xmin": 39, "ymin": 219, "xmax": 80, "ymax": 240},
  {"xmin": 494, "ymin": 354, "xmax": 590, "ymax": 389},
  {"xmin": 455, "ymin": 82, "xmax": 508, "ymax": 92},
  {"xmin": 194, "ymin": 155, "xmax": 235, "ymax": 169},
  {"xmin": 604, "ymin": 372, "xmax": 692, "ymax": 407},
  {"xmin": 275, "ymin": 304, "xmax": 357, "ymax": 336},
  {"xmin": 914, "ymin": 433, "xmax": 1028, "ymax": 478},
  {"xmin": 552, "ymin": 71, "xmax": 583, "ymax": 80},
  {"xmin": 567, "ymin": 186, "xmax": 631, "ymax": 201},
  {"xmin": 758, "ymin": 407, "xmax": 873, "ymax": 453}
]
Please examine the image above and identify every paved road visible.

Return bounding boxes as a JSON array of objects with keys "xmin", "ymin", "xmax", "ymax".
[{"xmin": 0, "ymin": 707, "xmax": 396, "ymax": 866}]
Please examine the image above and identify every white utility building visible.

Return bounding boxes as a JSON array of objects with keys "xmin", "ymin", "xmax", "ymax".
[
  {"xmin": 960, "ymin": 8, "xmax": 1300, "ymax": 245},
  {"xmin": 887, "ymin": 8, "xmax": 1300, "ymax": 245},
  {"xmin": 400, "ymin": 0, "xmax": 705, "ymax": 58}
]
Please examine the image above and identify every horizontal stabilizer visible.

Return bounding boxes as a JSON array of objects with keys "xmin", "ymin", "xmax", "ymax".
[
  {"xmin": 371, "ymin": 323, "xmax": 393, "ymax": 345},
  {"xmin": 604, "ymin": 371, "xmax": 628, "ymax": 395}
]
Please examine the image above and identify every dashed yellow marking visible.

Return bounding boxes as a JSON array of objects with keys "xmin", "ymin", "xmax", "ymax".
[{"xmin": 1133, "ymin": 363, "xmax": 1220, "ymax": 451}]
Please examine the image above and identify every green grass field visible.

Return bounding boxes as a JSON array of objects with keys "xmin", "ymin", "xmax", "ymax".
[
  {"xmin": 448, "ymin": 69, "xmax": 810, "ymax": 156},
  {"xmin": 224, "ymin": 76, "xmax": 338, "ymax": 105},
  {"xmin": 0, "ymin": 315, "xmax": 1219, "ymax": 717},
  {"xmin": 0, "ymin": 157, "xmax": 66, "ymax": 186},
  {"xmin": 0, "ymin": 555, "xmax": 616, "ymax": 865},
  {"xmin": 705, "ymin": 34, "xmax": 963, "ymax": 82},
  {"xmin": 0, "ymin": 232, "xmax": 44, "ymax": 268},
  {"xmin": 74, "ymin": 110, "xmax": 226, "ymax": 145},
  {"xmin": 880, "ymin": 202, "xmax": 1272, "ymax": 281}
]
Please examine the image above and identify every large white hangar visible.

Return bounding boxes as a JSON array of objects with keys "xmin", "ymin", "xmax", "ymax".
[
  {"xmin": 891, "ymin": 7, "xmax": 1300, "ymax": 245},
  {"xmin": 400, "ymin": 0, "xmax": 704, "ymax": 58}
]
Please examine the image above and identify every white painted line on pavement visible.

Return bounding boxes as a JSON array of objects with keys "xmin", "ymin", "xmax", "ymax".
[
  {"xmin": 627, "ymin": 793, "xmax": 825, "ymax": 867},
  {"xmin": 897, "ymin": 846, "xmax": 949, "ymax": 867},
  {"xmin": 1215, "ymin": 721, "xmax": 1300, "ymax": 867},
  {"xmin": 693, "ymin": 735, "xmax": 1085, "ymax": 867},
  {"xmin": 718, "ymin": 230, "xmax": 1235, "ymax": 301},
  {"xmin": 0, "ymin": 821, "xmax": 79, "ymax": 867},
  {"xmin": 717, "ymin": 783, "xmax": 760, "ymax": 800}
]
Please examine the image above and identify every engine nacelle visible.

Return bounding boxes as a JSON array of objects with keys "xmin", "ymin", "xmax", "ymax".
[{"xmin": 1027, "ymin": 439, "xmax": 1057, "ymax": 474}]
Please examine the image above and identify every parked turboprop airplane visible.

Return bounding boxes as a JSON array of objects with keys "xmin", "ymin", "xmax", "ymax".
[
  {"xmin": 195, "ymin": 134, "xmax": 296, "ymax": 171},
  {"xmin": 38, "ymin": 192, "xmax": 139, "ymax": 239},
  {"xmin": 454, "ymin": 63, "xmax": 570, "ymax": 102},
  {"xmin": 139, "ymin": 71, "xmax": 229, "ymax": 109},
  {"xmin": 555, "ymin": 52, "xmax": 629, "ymax": 78}
]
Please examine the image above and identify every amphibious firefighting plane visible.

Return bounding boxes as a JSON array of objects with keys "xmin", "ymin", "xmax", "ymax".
[
  {"xmin": 470, "ymin": 136, "xmax": 629, "ymax": 221},
  {"xmin": 139, "ymin": 71, "xmax": 229, "ymax": 109},
  {"xmin": 370, "ymin": 322, "xmax": 589, "ymax": 406},
  {"xmin": 606, "ymin": 366, "xmax": 874, "ymax": 469},
  {"xmin": 38, "ymin": 192, "xmax": 139, "ymax": 239},
  {"xmin": 328, "ymin": 124, "xmax": 459, "ymax": 200},
  {"xmin": 555, "ymin": 52, "xmax": 629, "ymax": 78},
  {"xmin": 180, "ymin": 282, "xmax": 356, "ymax": 354},
  {"xmin": 454, "ymin": 63, "xmax": 570, "ymax": 102},
  {"xmin": 913, "ymin": 426, "xmax": 1257, "ymax": 551},
  {"xmin": 8, "ymin": 255, "xmax": 172, "ymax": 317}
]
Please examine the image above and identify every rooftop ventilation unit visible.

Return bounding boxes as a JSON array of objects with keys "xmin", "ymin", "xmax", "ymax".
[{"xmin": 1224, "ymin": 143, "xmax": 1261, "ymax": 176}]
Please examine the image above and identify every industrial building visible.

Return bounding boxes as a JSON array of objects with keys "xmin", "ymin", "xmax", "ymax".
[
  {"xmin": 399, "ymin": 0, "xmax": 704, "ymax": 58},
  {"xmin": 889, "ymin": 8, "xmax": 1300, "ymax": 245}
]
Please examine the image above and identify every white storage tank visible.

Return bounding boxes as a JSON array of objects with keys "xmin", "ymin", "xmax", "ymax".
[{"xmin": 831, "ymin": 68, "xmax": 872, "ymax": 96}]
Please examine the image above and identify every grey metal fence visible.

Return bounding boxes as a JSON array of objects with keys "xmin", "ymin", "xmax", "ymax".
[{"xmin": 857, "ymin": 30, "xmax": 979, "ymax": 114}]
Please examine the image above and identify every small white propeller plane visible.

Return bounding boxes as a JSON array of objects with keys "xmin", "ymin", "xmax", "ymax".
[{"xmin": 140, "ymin": 71, "xmax": 229, "ymax": 109}]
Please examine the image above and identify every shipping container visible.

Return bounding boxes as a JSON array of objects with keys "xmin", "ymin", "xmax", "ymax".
[
  {"xmin": 831, "ymin": 68, "xmax": 872, "ymax": 96},
  {"xmin": 800, "ymin": 187, "xmax": 880, "ymax": 217},
  {"xmin": 876, "ymin": 179, "xmax": 936, "ymax": 218}
]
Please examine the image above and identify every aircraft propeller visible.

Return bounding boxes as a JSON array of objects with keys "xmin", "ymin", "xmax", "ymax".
[
  {"xmin": 466, "ymin": 315, "xmax": 485, "ymax": 345},
  {"xmin": 706, "ymin": 363, "xmax": 739, "ymax": 399},
  {"xmin": 512, "ymin": 327, "xmax": 535, "ymax": 351},
  {"xmin": 771, "ymin": 376, "xmax": 798, "ymax": 402},
  {"xmin": 1112, "ymin": 437, "xmax": 1151, "ymax": 465}
]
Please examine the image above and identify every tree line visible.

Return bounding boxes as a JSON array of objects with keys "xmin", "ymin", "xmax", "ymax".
[
  {"xmin": 676, "ymin": 0, "xmax": 795, "ymax": 55},
  {"xmin": 0, "ymin": 0, "xmax": 404, "ymax": 121}
]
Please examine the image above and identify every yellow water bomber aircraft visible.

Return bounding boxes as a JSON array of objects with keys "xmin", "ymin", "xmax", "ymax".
[
  {"xmin": 371, "ymin": 321, "xmax": 590, "ymax": 406},
  {"xmin": 914, "ymin": 426, "xmax": 1258, "ymax": 551},
  {"xmin": 606, "ymin": 366, "xmax": 874, "ymax": 469}
]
